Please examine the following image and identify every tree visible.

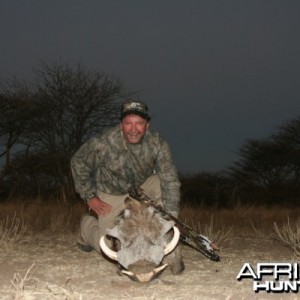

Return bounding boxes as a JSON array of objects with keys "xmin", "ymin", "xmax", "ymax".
[
  {"xmin": 29, "ymin": 63, "xmax": 129, "ymax": 196},
  {"xmin": 0, "ymin": 80, "xmax": 35, "ymax": 193},
  {"xmin": 0, "ymin": 62, "xmax": 131, "ymax": 200},
  {"xmin": 180, "ymin": 171, "xmax": 230, "ymax": 208},
  {"xmin": 274, "ymin": 116, "xmax": 300, "ymax": 181},
  {"xmin": 229, "ymin": 137, "xmax": 295, "ymax": 204}
]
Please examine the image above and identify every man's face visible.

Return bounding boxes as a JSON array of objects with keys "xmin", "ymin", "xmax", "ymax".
[{"xmin": 121, "ymin": 114, "xmax": 149, "ymax": 144}]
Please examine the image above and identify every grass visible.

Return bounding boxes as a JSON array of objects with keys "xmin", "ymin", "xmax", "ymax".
[
  {"xmin": 179, "ymin": 204, "xmax": 300, "ymax": 252},
  {"xmin": 274, "ymin": 217, "xmax": 300, "ymax": 257},
  {"xmin": 8, "ymin": 263, "xmax": 82, "ymax": 300},
  {"xmin": 9, "ymin": 263, "xmax": 36, "ymax": 299},
  {"xmin": 1, "ymin": 198, "xmax": 299, "ymax": 299},
  {"xmin": 1, "ymin": 197, "xmax": 299, "ymax": 250},
  {"xmin": 0, "ymin": 197, "xmax": 86, "ymax": 234},
  {"xmin": 0, "ymin": 212, "xmax": 27, "ymax": 249},
  {"xmin": 180, "ymin": 204, "xmax": 300, "ymax": 234}
]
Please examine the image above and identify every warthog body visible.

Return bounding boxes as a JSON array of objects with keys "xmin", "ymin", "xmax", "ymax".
[{"xmin": 100, "ymin": 198, "xmax": 184, "ymax": 282}]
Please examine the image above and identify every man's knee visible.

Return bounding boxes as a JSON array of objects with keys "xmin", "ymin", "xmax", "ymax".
[{"xmin": 141, "ymin": 174, "xmax": 162, "ymax": 204}]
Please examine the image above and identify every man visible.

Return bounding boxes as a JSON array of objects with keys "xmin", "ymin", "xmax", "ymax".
[{"xmin": 71, "ymin": 100, "xmax": 181, "ymax": 252}]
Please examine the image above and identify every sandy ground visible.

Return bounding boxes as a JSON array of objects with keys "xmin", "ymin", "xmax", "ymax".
[{"xmin": 0, "ymin": 233, "xmax": 298, "ymax": 300}]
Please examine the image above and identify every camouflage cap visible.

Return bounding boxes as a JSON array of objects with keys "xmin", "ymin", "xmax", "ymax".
[{"xmin": 120, "ymin": 100, "xmax": 150, "ymax": 121}]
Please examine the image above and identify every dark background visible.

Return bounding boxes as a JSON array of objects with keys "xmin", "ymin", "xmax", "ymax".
[{"xmin": 1, "ymin": 0, "xmax": 299, "ymax": 173}]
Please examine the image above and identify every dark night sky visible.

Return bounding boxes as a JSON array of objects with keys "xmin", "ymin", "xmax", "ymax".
[{"xmin": 1, "ymin": 1, "xmax": 300, "ymax": 173}]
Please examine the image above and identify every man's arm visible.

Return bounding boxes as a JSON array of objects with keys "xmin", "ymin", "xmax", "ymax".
[
  {"xmin": 70, "ymin": 137, "xmax": 112, "ymax": 216},
  {"xmin": 156, "ymin": 139, "xmax": 181, "ymax": 217},
  {"xmin": 87, "ymin": 197, "xmax": 112, "ymax": 216},
  {"xmin": 70, "ymin": 138, "xmax": 98, "ymax": 201}
]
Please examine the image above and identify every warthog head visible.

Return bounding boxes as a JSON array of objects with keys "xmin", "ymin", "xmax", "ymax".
[{"xmin": 100, "ymin": 197, "xmax": 180, "ymax": 282}]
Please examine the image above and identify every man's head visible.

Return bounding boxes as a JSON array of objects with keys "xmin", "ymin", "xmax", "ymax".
[
  {"xmin": 120, "ymin": 100, "xmax": 150, "ymax": 144},
  {"xmin": 120, "ymin": 100, "xmax": 151, "ymax": 122}
]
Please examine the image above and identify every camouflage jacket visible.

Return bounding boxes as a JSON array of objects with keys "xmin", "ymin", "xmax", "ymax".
[{"xmin": 70, "ymin": 125, "xmax": 181, "ymax": 215}]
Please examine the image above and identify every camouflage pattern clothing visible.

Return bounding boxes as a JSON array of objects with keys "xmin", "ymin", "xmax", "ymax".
[{"xmin": 71, "ymin": 125, "xmax": 181, "ymax": 216}]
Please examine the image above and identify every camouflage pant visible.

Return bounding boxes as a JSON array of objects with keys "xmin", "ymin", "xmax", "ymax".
[{"xmin": 80, "ymin": 175, "xmax": 162, "ymax": 252}]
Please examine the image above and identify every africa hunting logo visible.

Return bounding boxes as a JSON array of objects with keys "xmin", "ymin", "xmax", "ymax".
[{"xmin": 237, "ymin": 263, "xmax": 300, "ymax": 293}]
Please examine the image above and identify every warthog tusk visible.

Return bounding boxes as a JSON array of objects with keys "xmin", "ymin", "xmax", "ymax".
[
  {"xmin": 99, "ymin": 236, "xmax": 117, "ymax": 260},
  {"xmin": 164, "ymin": 226, "xmax": 180, "ymax": 255},
  {"xmin": 122, "ymin": 264, "xmax": 168, "ymax": 283}
]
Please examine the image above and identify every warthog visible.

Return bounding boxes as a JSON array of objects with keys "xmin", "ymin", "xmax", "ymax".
[{"xmin": 100, "ymin": 197, "xmax": 185, "ymax": 282}]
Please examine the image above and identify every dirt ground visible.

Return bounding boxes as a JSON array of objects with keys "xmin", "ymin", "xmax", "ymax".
[{"xmin": 0, "ymin": 233, "xmax": 298, "ymax": 300}]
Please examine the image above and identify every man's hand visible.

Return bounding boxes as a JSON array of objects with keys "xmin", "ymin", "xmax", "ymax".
[{"xmin": 88, "ymin": 197, "xmax": 113, "ymax": 216}]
